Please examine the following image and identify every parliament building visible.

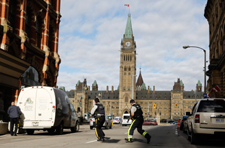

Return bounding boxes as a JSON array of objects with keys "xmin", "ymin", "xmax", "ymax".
[{"xmin": 66, "ymin": 14, "xmax": 203, "ymax": 120}]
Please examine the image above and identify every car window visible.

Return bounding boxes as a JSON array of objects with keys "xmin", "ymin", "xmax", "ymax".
[
  {"xmin": 123, "ymin": 116, "xmax": 130, "ymax": 119},
  {"xmin": 198, "ymin": 100, "xmax": 225, "ymax": 112},
  {"xmin": 192, "ymin": 103, "xmax": 197, "ymax": 114}
]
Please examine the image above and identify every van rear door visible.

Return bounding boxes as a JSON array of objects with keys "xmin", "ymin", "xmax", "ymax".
[
  {"xmin": 35, "ymin": 88, "xmax": 54, "ymax": 121},
  {"xmin": 19, "ymin": 88, "xmax": 37, "ymax": 120},
  {"xmin": 198, "ymin": 99, "xmax": 225, "ymax": 129}
]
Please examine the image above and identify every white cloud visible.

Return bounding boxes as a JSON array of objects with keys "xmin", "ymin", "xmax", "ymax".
[{"xmin": 57, "ymin": 0, "xmax": 209, "ymax": 91}]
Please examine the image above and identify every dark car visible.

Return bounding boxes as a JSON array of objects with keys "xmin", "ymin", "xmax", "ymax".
[
  {"xmin": 180, "ymin": 115, "xmax": 188, "ymax": 130},
  {"xmin": 143, "ymin": 119, "xmax": 157, "ymax": 125}
]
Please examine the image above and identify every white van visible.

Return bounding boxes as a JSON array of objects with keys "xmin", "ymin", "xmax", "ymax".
[
  {"xmin": 17, "ymin": 86, "xmax": 79, "ymax": 135},
  {"xmin": 122, "ymin": 114, "xmax": 132, "ymax": 126}
]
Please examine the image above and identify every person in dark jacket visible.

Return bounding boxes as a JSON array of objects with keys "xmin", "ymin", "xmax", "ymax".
[
  {"xmin": 7, "ymin": 102, "xmax": 22, "ymax": 136},
  {"xmin": 125, "ymin": 99, "xmax": 151, "ymax": 143},
  {"xmin": 90, "ymin": 97, "xmax": 105, "ymax": 141}
]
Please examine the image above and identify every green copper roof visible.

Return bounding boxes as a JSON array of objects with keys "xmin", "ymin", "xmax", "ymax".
[
  {"xmin": 117, "ymin": 85, "xmax": 119, "ymax": 90},
  {"xmin": 197, "ymin": 80, "xmax": 202, "ymax": 86},
  {"xmin": 124, "ymin": 14, "xmax": 133, "ymax": 39},
  {"xmin": 141, "ymin": 83, "xmax": 146, "ymax": 90},
  {"xmin": 92, "ymin": 80, "xmax": 97, "ymax": 86},
  {"xmin": 76, "ymin": 80, "xmax": 80, "ymax": 86},
  {"xmin": 180, "ymin": 80, "xmax": 184, "ymax": 86}
]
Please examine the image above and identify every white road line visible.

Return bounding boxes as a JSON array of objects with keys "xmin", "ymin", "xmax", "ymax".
[
  {"xmin": 86, "ymin": 140, "xmax": 97, "ymax": 143},
  {"xmin": 124, "ymin": 132, "xmax": 128, "ymax": 134}
]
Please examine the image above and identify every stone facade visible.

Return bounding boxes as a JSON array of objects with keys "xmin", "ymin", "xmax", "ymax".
[
  {"xmin": 205, "ymin": 0, "xmax": 225, "ymax": 97},
  {"xmin": 0, "ymin": 0, "xmax": 61, "ymax": 122},
  {"xmin": 66, "ymin": 14, "xmax": 203, "ymax": 120}
]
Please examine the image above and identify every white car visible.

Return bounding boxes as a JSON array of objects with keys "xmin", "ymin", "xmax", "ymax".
[
  {"xmin": 186, "ymin": 98, "xmax": 225, "ymax": 144},
  {"xmin": 113, "ymin": 117, "xmax": 122, "ymax": 124},
  {"xmin": 89, "ymin": 115, "xmax": 112, "ymax": 129},
  {"xmin": 122, "ymin": 114, "xmax": 132, "ymax": 126}
]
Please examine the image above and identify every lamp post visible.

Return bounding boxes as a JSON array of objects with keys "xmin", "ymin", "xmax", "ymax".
[
  {"xmin": 132, "ymin": 75, "xmax": 137, "ymax": 100},
  {"xmin": 183, "ymin": 45, "xmax": 206, "ymax": 93}
]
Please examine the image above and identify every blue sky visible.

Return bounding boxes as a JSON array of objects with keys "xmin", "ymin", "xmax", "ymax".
[{"xmin": 57, "ymin": 0, "xmax": 209, "ymax": 91}]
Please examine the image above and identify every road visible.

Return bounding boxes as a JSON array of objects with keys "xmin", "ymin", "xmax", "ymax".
[{"xmin": 0, "ymin": 124, "xmax": 224, "ymax": 148}]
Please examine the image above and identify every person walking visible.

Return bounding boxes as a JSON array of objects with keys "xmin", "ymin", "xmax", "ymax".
[
  {"xmin": 7, "ymin": 102, "xmax": 22, "ymax": 136},
  {"xmin": 90, "ymin": 97, "xmax": 105, "ymax": 142},
  {"xmin": 125, "ymin": 99, "xmax": 151, "ymax": 143}
]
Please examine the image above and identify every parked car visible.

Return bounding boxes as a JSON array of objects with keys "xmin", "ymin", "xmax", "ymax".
[
  {"xmin": 143, "ymin": 119, "xmax": 157, "ymax": 125},
  {"xmin": 160, "ymin": 119, "xmax": 174, "ymax": 123},
  {"xmin": 186, "ymin": 98, "xmax": 225, "ymax": 144},
  {"xmin": 170, "ymin": 121, "xmax": 178, "ymax": 125},
  {"xmin": 89, "ymin": 115, "xmax": 112, "ymax": 129},
  {"xmin": 113, "ymin": 117, "xmax": 122, "ymax": 124},
  {"xmin": 180, "ymin": 115, "xmax": 188, "ymax": 130},
  {"xmin": 17, "ymin": 86, "xmax": 80, "ymax": 135},
  {"xmin": 122, "ymin": 114, "xmax": 132, "ymax": 126}
]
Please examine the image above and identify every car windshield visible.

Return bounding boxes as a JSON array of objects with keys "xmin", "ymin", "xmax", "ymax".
[
  {"xmin": 198, "ymin": 100, "xmax": 225, "ymax": 113},
  {"xmin": 183, "ymin": 116, "xmax": 188, "ymax": 119},
  {"xmin": 123, "ymin": 116, "xmax": 130, "ymax": 119}
]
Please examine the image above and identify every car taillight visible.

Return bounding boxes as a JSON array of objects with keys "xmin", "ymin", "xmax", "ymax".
[
  {"xmin": 182, "ymin": 119, "xmax": 184, "ymax": 122},
  {"xmin": 195, "ymin": 114, "xmax": 200, "ymax": 123},
  {"xmin": 122, "ymin": 120, "xmax": 123, "ymax": 122}
]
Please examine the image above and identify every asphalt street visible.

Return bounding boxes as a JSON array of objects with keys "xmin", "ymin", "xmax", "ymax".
[{"xmin": 0, "ymin": 124, "xmax": 224, "ymax": 148}]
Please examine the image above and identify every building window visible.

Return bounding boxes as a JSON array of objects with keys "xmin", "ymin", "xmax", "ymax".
[
  {"xmin": 26, "ymin": 7, "xmax": 32, "ymax": 38},
  {"xmin": 9, "ymin": 0, "xmax": 17, "ymax": 31},
  {"xmin": 48, "ymin": 25, "xmax": 54, "ymax": 51},
  {"xmin": 36, "ymin": 16, "xmax": 42, "ymax": 48},
  {"xmin": 124, "ymin": 67, "xmax": 127, "ymax": 71}
]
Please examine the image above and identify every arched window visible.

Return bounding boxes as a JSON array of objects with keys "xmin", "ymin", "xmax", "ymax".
[
  {"xmin": 125, "ymin": 97, "xmax": 128, "ymax": 102},
  {"xmin": 124, "ymin": 67, "xmax": 127, "ymax": 71},
  {"xmin": 22, "ymin": 66, "xmax": 40, "ymax": 86}
]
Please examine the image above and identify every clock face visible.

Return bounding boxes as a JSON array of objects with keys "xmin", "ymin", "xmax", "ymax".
[{"xmin": 125, "ymin": 41, "xmax": 131, "ymax": 47}]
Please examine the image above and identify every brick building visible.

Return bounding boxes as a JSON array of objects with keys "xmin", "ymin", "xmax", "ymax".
[
  {"xmin": 0, "ymin": 0, "xmax": 61, "ymax": 122},
  {"xmin": 67, "ymin": 14, "xmax": 203, "ymax": 120},
  {"xmin": 204, "ymin": 0, "xmax": 225, "ymax": 97}
]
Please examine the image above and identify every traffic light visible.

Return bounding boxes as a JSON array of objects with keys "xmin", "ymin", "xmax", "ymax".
[
  {"xmin": 175, "ymin": 103, "xmax": 178, "ymax": 108},
  {"xmin": 153, "ymin": 104, "xmax": 156, "ymax": 109}
]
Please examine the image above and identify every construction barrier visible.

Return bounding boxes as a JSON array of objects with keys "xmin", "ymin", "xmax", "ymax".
[{"xmin": 177, "ymin": 120, "xmax": 180, "ymax": 129}]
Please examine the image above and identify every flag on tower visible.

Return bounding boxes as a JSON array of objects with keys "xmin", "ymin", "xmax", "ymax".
[{"xmin": 124, "ymin": 4, "xmax": 129, "ymax": 7}]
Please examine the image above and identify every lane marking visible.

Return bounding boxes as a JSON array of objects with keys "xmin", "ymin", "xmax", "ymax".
[
  {"xmin": 86, "ymin": 140, "xmax": 97, "ymax": 143},
  {"xmin": 124, "ymin": 132, "xmax": 128, "ymax": 134}
]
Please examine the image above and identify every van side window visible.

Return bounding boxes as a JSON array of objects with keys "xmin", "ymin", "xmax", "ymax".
[{"xmin": 192, "ymin": 103, "xmax": 197, "ymax": 114}]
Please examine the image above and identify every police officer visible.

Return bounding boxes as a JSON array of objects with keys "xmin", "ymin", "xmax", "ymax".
[
  {"xmin": 90, "ymin": 97, "xmax": 105, "ymax": 141},
  {"xmin": 126, "ymin": 99, "xmax": 151, "ymax": 143}
]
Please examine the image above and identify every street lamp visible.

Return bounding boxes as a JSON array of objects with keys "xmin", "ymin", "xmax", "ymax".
[
  {"xmin": 132, "ymin": 75, "xmax": 137, "ymax": 100},
  {"xmin": 183, "ymin": 45, "xmax": 206, "ymax": 93}
]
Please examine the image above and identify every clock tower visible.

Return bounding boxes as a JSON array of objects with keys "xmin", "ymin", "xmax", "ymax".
[{"xmin": 119, "ymin": 14, "xmax": 136, "ymax": 116}]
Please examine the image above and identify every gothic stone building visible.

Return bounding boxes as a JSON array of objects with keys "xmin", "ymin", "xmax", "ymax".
[
  {"xmin": 67, "ymin": 14, "xmax": 203, "ymax": 120},
  {"xmin": 0, "ymin": 0, "xmax": 61, "ymax": 122},
  {"xmin": 204, "ymin": 0, "xmax": 225, "ymax": 97}
]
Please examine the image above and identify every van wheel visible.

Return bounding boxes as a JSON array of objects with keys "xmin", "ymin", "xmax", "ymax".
[
  {"xmin": 70, "ymin": 126, "xmax": 76, "ymax": 133},
  {"xmin": 56, "ymin": 123, "xmax": 63, "ymax": 135},
  {"xmin": 190, "ymin": 127, "xmax": 198, "ymax": 144},
  {"xmin": 26, "ymin": 129, "xmax": 34, "ymax": 135},
  {"xmin": 75, "ymin": 122, "xmax": 79, "ymax": 132},
  {"xmin": 48, "ymin": 128, "xmax": 55, "ymax": 134}
]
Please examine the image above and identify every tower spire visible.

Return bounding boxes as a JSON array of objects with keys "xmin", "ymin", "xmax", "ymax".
[{"xmin": 124, "ymin": 14, "xmax": 133, "ymax": 39}]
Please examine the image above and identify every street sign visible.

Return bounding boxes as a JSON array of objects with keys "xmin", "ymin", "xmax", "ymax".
[{"xmin": 203, "ymin": 93, "xmax": 208, "ymax": 98}]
